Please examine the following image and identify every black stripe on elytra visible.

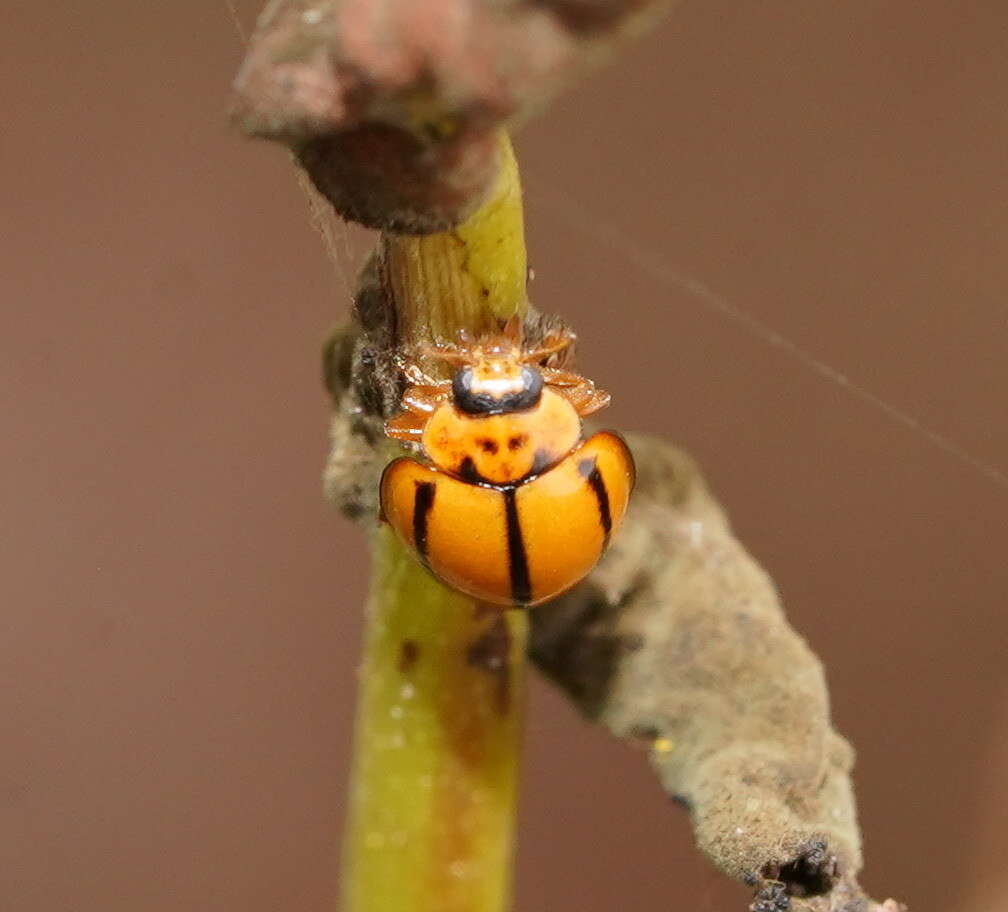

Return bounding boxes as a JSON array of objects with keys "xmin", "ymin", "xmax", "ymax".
[
  {"xmin": 579, "ymin": 456, "xmax": 613, "ymax": 546},
  {"xmin": 502, "ymin": 489, "xmax": 532, "ymax": 605},
  {"xmin": 458, "ymin": 456, "xmax": 481, "ymax": 484},
  {"xmin": 412, "ymin": 481, "xmax": 436, "ymax": 565},
  {"xmin": 530, "ymin": 447, "xmax": 552, "ymax": 476},
  {"xmin": 456, "ymin": 451, "xmax": 554, "ymax": 487}
]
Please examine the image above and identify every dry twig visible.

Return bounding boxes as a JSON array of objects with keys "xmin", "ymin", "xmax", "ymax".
[{"xmin": 234, "ymin": 0, "xmax": 675, "ymax": 231}]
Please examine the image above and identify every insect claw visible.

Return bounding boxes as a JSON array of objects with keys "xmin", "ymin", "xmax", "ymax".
[{"xmin": 499, "ymin": 314, "xmax": 524, "ymax": 345}]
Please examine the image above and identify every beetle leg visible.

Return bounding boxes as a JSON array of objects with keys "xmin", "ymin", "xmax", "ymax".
[
  {"xmin": 546, "ymin": 372, "xmax": 612, "ymax": 416},
  {"xmin": 385, "ymin": 383, "xmax": 451, "ymax": 441},
  {"xmin": 570, "ymin": 387, "xmax": 612, "ymax": 416},
  {"xmin": 541, "ymin": 367, "xmax": 586, "ymax": 388},
  {"xmin": 500, "ymin": 314, "xmax": 524, "ymax": 344},
  {"xmin": 400, "ymin": 359, "xmax": 453, "ymax": 386},
  {"xmin": 523, "ymin": 329, "xmax": 576, "ymax": 364},
  {"xmin": 385, "ymin": 410, "xmax": 429, "ymax": 441},
  {"xmin": 401, "ymin": 384, "xmax": 451, "ymax": 414},
  {"xmin": 415, "ymin": 341, "xmax": 471, "ymax": 366},
  {"xmin": 400, "ymin": 361, "xmax": 431, "ymax": 385}
]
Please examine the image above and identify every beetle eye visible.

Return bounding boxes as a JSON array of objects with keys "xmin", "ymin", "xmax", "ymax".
[
  {"xmin": 520, "ymin": 366, "xmax": 544, "ymax": 402},
  {"xmin": 451, "ymin": 366, "xmax": 474, "ymax": 404}
]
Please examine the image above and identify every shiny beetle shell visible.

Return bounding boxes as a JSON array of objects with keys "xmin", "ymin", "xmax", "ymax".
[
  {"xmin": 379, "ymin": 322, "xmax": 633, "ymax": 607},
  {"xmin": 380, "ymin": 431, "xmax": 635, "ymax": 607},
  {"xmin": 422, "ymin": 387, "xmax": 582, "ymax": 486}
]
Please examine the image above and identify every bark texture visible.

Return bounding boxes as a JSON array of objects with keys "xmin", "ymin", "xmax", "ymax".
[{"xmin": 234, "ymin": 0, "xmax": 674, "ymax": 230}]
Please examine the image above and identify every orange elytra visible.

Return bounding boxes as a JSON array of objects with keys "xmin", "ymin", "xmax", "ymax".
[{"xmin": 379, "ymin": 319, "xmax": 635, "ymax": 607}]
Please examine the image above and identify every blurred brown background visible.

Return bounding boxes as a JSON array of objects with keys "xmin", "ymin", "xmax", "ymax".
[{"xmin": 3, "ymin": 1, "xmax": 1007, "ymax": 910}]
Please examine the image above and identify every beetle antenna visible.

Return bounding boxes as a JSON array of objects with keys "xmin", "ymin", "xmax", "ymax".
[{"xmin": 414, "ymin": 340, "xmax": 471, "ymax": 366}]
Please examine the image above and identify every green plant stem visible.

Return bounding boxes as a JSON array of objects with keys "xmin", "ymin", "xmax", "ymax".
[{"xmin": 341, "ymin": 133, "xmax": 529, "ymax": 912}]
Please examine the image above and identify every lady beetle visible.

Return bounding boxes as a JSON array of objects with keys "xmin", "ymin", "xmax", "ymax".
[{"xmin": 379, "ymin": 320, "xmax": 635, "ymax": 607}]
